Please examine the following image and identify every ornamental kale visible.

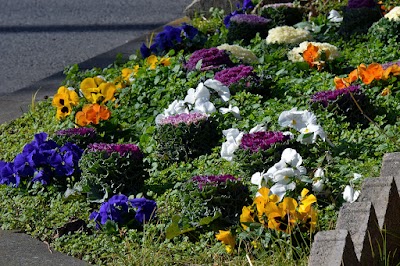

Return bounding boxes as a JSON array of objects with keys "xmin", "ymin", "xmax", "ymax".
[
  {"xmin": 214, "ymin": 65, "xmax": 255, "ymax": 87},
  {"xmin": 53, "ymin": 127, "xmax": 97, "ymax": 149},
  {"xmin": 89, "ymin": 194, "xmax": 157, "ymax": 229},
  {"xmin": 0, "ymin": 132, "xmax": 83, "ymax": 187},
  {"xmin": 185, "ymin": 48, "xmax": 233, "ymax": 71},
  {"xmin": 227, "ymin": 14, "xmax": 272, "ymax": 44},
  {"xmin": 239, "ymin": 131, "xmax": 291, "ymax": 153}
]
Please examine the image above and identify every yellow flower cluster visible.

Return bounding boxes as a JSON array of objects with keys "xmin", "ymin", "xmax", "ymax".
[
  {"xmin": 266, "ymin": 26, "xmax": 312, "ymax": 45},
  {"xmin": 52, "ymin": 86, "xmax": 79, "ymax": 120},
  {"xmin": 240, "ymin": 187, "xmax": 317, "ymax": 233}
]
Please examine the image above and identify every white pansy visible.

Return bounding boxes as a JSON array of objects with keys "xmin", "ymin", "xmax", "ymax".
[
  {"xmin": 270, "ymin": 182, "xmax": 296, "ymax": 201},
  {"xmin": 193, "ymin": 98, "xmax": 216, "ymax": 114},
  {"xmin": 251, "ymin": 171, "xmax": 270, "ymax": 188},
  {"xmin": 278, "ymin": 108, "xmax": 317, "ymax": 131},
  {"xmin": 328, "ymin": 10, "xmax": 343, "ymax": 23},
  {"xmin": 281, "ymin": 148, "xmax": 303, "ymax": 169},
  {"xmin": 312, "ymin": 179, "xmax": 325, "ymax": 193},
  {"xmin": 299, "ymin": 124, "xmax": 327, "ymax": 144},
  {"xmin": 221, "ymin": 128, "xmax": 244, "ymax": 161},
  {"xmin": 164, "ymin": 100, "xmax": 189, "ymax": 116},
  {"xmin": 220, "ymin": 104, "xmax": 241, "ymax": 119},
  {"xmin": 184, "ymin": 83, "xmax": 210, "ymax": 104},
  {"xmin": 343, "ymin": 185, "xmax": 360, "ymax": 203},
  {"xmin": 314, "ymin": 168, "xmax": 325, "ymax": 178},
  {"xmin": 204, "ymin": 79, "xmax": 231, "ymax": 102},
  {"xmin": 249, "ymin": 124, "xmax": 266, "ymax": 133}
]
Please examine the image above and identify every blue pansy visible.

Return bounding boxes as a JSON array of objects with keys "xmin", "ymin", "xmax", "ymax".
[
  {"xmin": 130, "ymin": 198, "xmax": 157, "ymax": 224},
  {"xmin": 0, "ymin": 162, "xmax": 20, "ymax": 187}
]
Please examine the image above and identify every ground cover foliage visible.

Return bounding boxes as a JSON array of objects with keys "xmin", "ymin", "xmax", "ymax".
[{"xmin": 1, "ymin": 0, "xmax": 400, "ymax": 264}]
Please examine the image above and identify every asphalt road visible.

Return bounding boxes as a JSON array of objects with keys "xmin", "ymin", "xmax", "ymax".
[{"xmin": 0, "ymin": 0, "xmax": 193, "ymax": 95}]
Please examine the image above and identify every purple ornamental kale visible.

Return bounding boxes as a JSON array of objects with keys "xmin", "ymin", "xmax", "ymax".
[
  {"xmin": 347, "ymin": 0, "xmax": 376, "ymax": 8},
  {"xmin": 185, "ymin": 48, "xmax": 233, "ymax": 71},
  {"xmin": 311, "ymin": 85, "xmax": 362, "ymax": 107},
  {"xmin": 158, "ymin": 113, "xmax": 208, "ymax": 126},
  {"xmin": 239, "ymin": 131, "xmax": 290, "ymax": 153},
  {"xmin": 230, "ymin": 14, "xmax": 271, "ymax": 25},
  {"xmin": 55, "ymin": 127, "xmax": 96, "ymax": 138},
  {"xmin": 87, "ymin": 143, "xmax": 143, "ymax": 159},
  {"xmin": 129, "ymin": 198, "xmax": 157, "ymax": 224},
  {"xmin": 191, "ymin": 174, "xmax": 238, "ymax": 190},
  {"xmin": 214, "ymin": 65, "xmax": 255, "ymax": 86}
]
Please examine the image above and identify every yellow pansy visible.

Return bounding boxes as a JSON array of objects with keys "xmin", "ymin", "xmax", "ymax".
[
  {"xmin": 240, "ymin": 206, "xmax": 255, "ymax": 230},
  {"xmin": 55, "ymin": 103, "xmax": 72, "ymax": 120},
  {"xmin": 146, "ymin": 55, "xmax": 158, "ymax": 70},
  {"xmin": 215, "ymin": 230, "xmax": 235, "ymax": 250},
  {"xmin": 80, "ymin": 77, "xmax": 116, "ymax": 104}
]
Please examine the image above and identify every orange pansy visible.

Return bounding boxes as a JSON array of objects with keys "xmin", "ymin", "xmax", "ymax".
[{"xmin": 303, "ymin": 43, "xmax": 319, "ymax": 67}]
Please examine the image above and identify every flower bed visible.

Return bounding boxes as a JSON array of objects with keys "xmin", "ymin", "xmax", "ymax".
[{"xmin": 1, "ymin": 0, "xmax": 400, "ymax": 265}]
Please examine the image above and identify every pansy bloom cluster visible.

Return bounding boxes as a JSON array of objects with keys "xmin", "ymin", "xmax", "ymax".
[
  {"xmin": 240, "ymin": 187, "xmax": 317, "ymax": 233},
  {"xmin": 185, "ymin": 48, "xmax": 233, "ymax": 71},
  {"xmin": 78, "ymin": 143, "xmax": 146, "ymax": 200},
  {"xmin": 52, "ymin": 86, "xmax": 80, "ymax": 120},
  {"xmin": 89, "ymin": 194, "xmax": 157, "ymax": 229},
  {"xmin": 140, "ymin": 23, "xmax": 202, "ymax": 58},
  {"xmin": 0, "ymin": 132, "xmax": 83, "ymax": 187}
]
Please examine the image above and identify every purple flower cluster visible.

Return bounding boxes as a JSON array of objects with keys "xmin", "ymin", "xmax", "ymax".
[
  {"xmin": 214, "ymin": 65, "xmax": 255, "ymax": 86},
  {"xmin": 0, "ymin": 132, "xmax": 83, "ymax": 186},
  {"xmin": 311, "ymin": 85, "xmax": 361, "ymax": 107},
  {"xmin": 347, "ymin": 0, "xmax": 376, "ymax": 8},
  {"xmin": 239, "ymin": 131, "xmax": 290, "ymax": 153},
  {"xmin": 89, "ymin": 194, "xmax": 157, "ymax": 228},
  {"xmin": 140, "ymin": 24, "xmax": 199, "ymax": 58},
  {"xmin": 185, "ymin": 48, "xmax": 233, "ymax": 71},
  {"xmin": 87, "ymin": 143, "xmax": 143, "ymax": 159},
  {"xmin": 382, "ymin": 60, "xmax": 400, "ymax": 70},
  {"xmin": 224, "ymin": 0, "xmax": 255, "ymax": 27},
  {"xmin": 191, "ymin": 174, "xmax": 237, "ymax": 190},
  {"xmin": 55, "ymin": 127, "xmax": 96, "ymax": 138},
  {"xmin": 230, "ymin": 14, "xmax": 271, "ymax": 25},
  {"xmin": 158, "ymin": 113, "xmax": 208, "ymax": 126}
]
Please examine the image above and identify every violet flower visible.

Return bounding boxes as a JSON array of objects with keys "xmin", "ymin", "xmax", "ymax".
[
  {"xmin": 0, "ymin": 162, "xmax": 20, "ymax": 187},
  {"xmin": 224, "ymin": 0, "xmax": 255, "ymax": 27},
  {"xmin": 347, "ymin": 0, "xmax": 376, "ymax": 8},
  {"xmin": 239, "ymin": 131, "xmax": 290, "ymax": 153},
  {"xmin": 185, "ymin": 48, "xmax": 233, "ymax": 71},
  {"xmin": 230, "ymin": 14, "xmax": 271, "ymax": 25},
  {"xmin": 129, "ymin": 198, "xmax": 157, "ymax": 224},
  {"xmin": 191, "ymin": 174, "xmax": 238, "ymax": 190},
  {"xmin": 214, "ymin": 65, "xmax": 255, "ymax": 86}
]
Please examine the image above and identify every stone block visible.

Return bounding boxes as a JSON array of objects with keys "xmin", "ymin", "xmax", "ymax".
[
  {"xmin": 336, "ymin": 202, "xmax": 382, "ymax": 265},
  {"xmin": 359, "ymin": 176, "xmax": 400, "ymax": 264},
  {"xmin": 309, "ymin": 230, "xmax": 359, "ymax": 266},
  {"xmin": 380, "ymin": 152, "xmax": 400, "ymax": 177}
]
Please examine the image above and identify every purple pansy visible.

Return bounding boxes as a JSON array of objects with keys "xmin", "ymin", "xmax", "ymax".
[{"xmin": 129, "ymin": 198, "xmax": 157, "ymax": 224}]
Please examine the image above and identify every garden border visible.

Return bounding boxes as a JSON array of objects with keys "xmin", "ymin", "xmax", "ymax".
[{"xmin": 309, "ymin": 152, "xmax": 400, "ymax": 265}]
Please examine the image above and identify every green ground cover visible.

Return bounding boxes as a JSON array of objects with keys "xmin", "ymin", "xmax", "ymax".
[{"xmin": 1, "ymin": 0, "xmax": 400, "ymax": 265}]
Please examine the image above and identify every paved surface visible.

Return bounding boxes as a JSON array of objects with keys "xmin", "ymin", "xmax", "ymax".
[
  {"xmin": 0, "ymin": 0, "xmax": 193, "ymax": 124},
  {"xmin": 0, "ymin": 0, "xmax": 193, "ymax": 265}
]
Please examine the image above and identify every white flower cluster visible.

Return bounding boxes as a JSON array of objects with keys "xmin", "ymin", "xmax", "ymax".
[
  {"xmin": 287, "ymin": 41, "xmax": 340, "ymax": 63},
  {"xmin": 217, "ymin": 44, "xmax": 258, "ymax": 64},
  {"xmin": 278, "ymin": 108, "xmax": 326, "ymax": 144},
  {"xmin": 251, "ymin": 148, "xmax": 309, "ymax": 200},
  {"xmin": 156, "ymin": 79, "xmax": 241, "ymax": 125},
  {"xmin": 266, "ymin": 26, "xmax": 312, "ymax": 44},
  {"xmin": 384, "ymin": 6, "xmax": 400, "ymax": 21},
  {"xmin": 220, "ymin": 124, "xmax": 266, "ymax": 161}
]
